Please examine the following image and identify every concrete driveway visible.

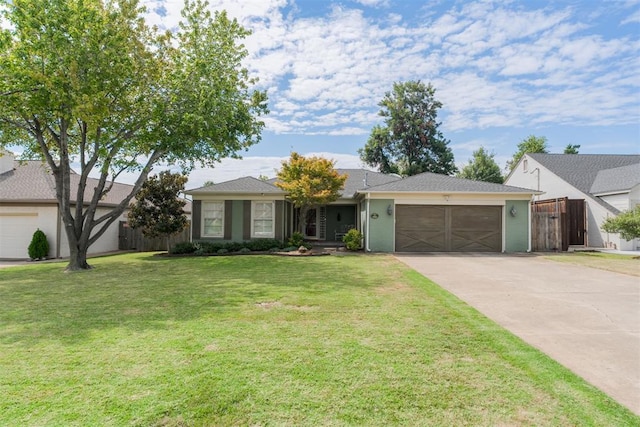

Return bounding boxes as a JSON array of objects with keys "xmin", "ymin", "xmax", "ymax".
[{"xmin": 395, "ymin": 253, "xmax": 640, "ymax": 415}]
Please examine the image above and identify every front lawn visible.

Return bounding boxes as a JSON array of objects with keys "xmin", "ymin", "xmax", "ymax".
[
  {"xmin": 544, "ymin": 251, "xmax": 639, "ymax": 276},
  {"xmin": 0, "ymin": 253, "xmax": 636, "ymax": 426}
]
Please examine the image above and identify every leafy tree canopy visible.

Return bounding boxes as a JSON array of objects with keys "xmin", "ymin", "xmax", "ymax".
[
  {"xmin": 276, "ymin": 152, "xmax": 347, "ymax": 233},
  {"xmin": 564, "ymin": 144, "xmax": 580, "ymax": 154},
  {"xmin": 359, "ymin": 80, "xmax": 456, "ymax": 177},
  {"xmin": 128, "ymin": 171, "xmax": 188, "ymax": 251},
  {"xmin": 506, "ymin": 135, "xmax": 549, "ymax": 172},
  {"xmin": 601, "ymin": 206, "xmax": 640, "ymax": 241},
  {"xmin": 0, "ymin": 0, "xmax": 267, "ymax": 270},
  {"xmin": 457, "ymin": 146, "xmax": 504, "ymax": 184}
]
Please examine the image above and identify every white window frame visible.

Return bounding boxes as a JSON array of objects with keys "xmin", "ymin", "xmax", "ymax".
[
  {"xmin": 202, "ymin": 201, "xmax": 224, "ymax": 238},
  {"xmin": 251, "ymin": 201, "xmax": 275, "ymax": 238}
]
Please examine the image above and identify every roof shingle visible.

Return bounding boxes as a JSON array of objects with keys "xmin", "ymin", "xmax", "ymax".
[
  {"xmin": 186, "ymin": 176, "xmax": 285, "ymax": 195},
  {"xmin": 529, "ymin": 153, "xmax": 640, "ymax": 195},
  {"xmin": 362, "ymin": 171, "xmax": 538, "ymax": 193}
]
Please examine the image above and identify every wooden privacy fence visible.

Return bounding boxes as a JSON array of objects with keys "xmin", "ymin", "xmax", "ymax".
[
  {"xmin": 531, "ymin": 198, "xmax": 585, "ymax": 252},
  {"xmin": 118, "ymin": 221, "xmax": 190, "ymax": 252}
]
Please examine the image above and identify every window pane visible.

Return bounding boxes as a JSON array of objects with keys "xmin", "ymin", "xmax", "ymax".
[
  {"xmin": 203, "ymin": 202, "xmax": 223, "ymax": 237},
  {"xmin": 253, "ymin": 202, "xmax": 274, "ymax": 237}
]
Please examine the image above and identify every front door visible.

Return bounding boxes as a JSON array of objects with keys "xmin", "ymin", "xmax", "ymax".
[{"xmin": 305, "ymin": 208, "xmax": 317, "ymax": 238}]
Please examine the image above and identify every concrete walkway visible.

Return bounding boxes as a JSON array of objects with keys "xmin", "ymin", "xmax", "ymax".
[{"xmin": 395, "ymin": 253, "xmax": 640, "ymax": 415}]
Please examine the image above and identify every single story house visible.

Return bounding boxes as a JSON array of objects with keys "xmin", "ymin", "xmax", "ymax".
[
  {"xmin": 505, "ymin": 153, "xmax": 640, "ymax": 251},
  {"xmin": 0, "ymin": 151, "xmax": 133, "ymax": 259},
  {"xmin": 185, "ymin": 169, "xmax": 540, "ymax": 253}
]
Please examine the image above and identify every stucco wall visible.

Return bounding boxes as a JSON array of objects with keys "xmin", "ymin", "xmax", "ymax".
[
  {"xmin": 367, "ymin": 199, "xmax": 394, "ymax": 252},
  {"xmin": 231, "ymin": 200, "xmax": 244, "ymax": 241},
  {"xmin": 505, "ymin": 200, "xmax": 530, "ymax": 252}
]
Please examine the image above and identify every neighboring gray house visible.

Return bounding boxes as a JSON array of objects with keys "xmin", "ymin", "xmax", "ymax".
[
  {"xmin": 0, "ymin": 151, "xmax": 134, "ymax": 259},
  {"xmin": 186, "ymin": 169, "xmax": 539, "ymax": 253},
  {"xmin": 505, "ymin": 153, "xmax": 640, "ymax": 251}
]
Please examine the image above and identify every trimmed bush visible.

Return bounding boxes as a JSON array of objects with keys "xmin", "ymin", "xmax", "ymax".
[
  {"xmin": 28, "ymin": 229, "xmax": 49, "ymax": 260},
  {"xmin": 245, "ymin": 238, "xmax": 283, "ymax": 252},
  {"xmin": 172, "ymin": 242, "xmax": 197, "ymax": 254},
  {"xmin": 288, "ymin": 232, "xmax": 304, "ymax": 248},
  {"xmin": 343, "ymin": 229, "xmax": 363, "ymax": 251}
]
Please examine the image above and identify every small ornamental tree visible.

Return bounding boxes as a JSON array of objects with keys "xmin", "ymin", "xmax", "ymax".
[
  {"xmin": 276, "ymin": 152, "xmax": 348, "ymax": 234},
  {"xmin": 602, "ymin": 206, "xmax": 640, "ymax": 241},
  {"xmin": 28, "ymin": 229, "xmax": 49, "ymax": 260},
  {"xmin": 128, "ymin": 171, "xmax": 189, "ymax": 252}
]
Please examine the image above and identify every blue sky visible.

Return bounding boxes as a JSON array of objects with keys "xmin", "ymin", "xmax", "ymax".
[
  {"xmin": 147, "ymin": 0, "xmax": 638, "ymax": 187},
  {"xmin": 8, "ymin": 0, "xmax": 640, "ymax": 187}
]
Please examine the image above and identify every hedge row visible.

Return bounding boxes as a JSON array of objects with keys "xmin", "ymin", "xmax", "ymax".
[{"xmin": 172, "ymin": 239, "xmax": 286, "ymax": 255}]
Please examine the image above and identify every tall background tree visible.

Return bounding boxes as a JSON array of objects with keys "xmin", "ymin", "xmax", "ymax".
[
  {"xmin": 0, "ymin": 0, "xmax": 267, "ymax": 270},
  {"xmin": 457, "ymin": 146, "xmax": 503, "ymax": 183},
  {"xmin": 359, "ymin": 80, "xmax": 456, "ymax": 177},
  {"xmin": 275, "ymin": 152, "xmax": 347, "ymax": 234},
  {"xmin": 564, "ymin": 144, "xmax": 580, "ymax": 154},
  {"xmin": 506, "ymin": 135, "xmax": 549, "ymax": 171},
  {"xmin": 128, "ymin": 171, "xmax": 188, "ymax": 252}
]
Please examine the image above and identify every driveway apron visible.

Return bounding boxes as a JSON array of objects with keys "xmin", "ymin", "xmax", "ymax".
[{"xmin": 395, "ymin": 253, "xmax": 640, "ymax": 415}]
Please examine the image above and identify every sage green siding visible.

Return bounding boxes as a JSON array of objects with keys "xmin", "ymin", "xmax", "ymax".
[
  {"xmin": 367, "ymin": 199, "xmax": 394, "ymax": 252},
  {"xmin": 231, "ymin": 200, "xmax": 244, "ymax": 241},
  {"xmin": 505, "ymin": 200, "xmax": 530, "ymax": 252}
]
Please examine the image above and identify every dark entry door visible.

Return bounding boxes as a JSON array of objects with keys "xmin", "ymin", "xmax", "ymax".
[{"xmin": 567, "ymin": 200, "xmax": 585, "ymax": 245}]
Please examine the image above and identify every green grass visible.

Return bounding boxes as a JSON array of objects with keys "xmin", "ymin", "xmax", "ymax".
[
  {"xmin": 0, "ymin": 253, "xmax": 637, "ymax": 426},
  {"xmin": 543, "ymin": 251, "xmax": 639, "ymax": 276}
]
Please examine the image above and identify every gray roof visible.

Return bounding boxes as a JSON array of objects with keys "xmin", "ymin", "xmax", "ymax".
[
  {"xmin": 265, "ymin": 169, "xmax": 400, "ymax": 198},
  {"xmin": 186, "ymin": 176, "xmax": 285, "ymax": 195},
  {"xmin": 590, "ymin": 163, "xmax": 640, "ymax": 195},
  {"xmin": 362, "ymin": 171, "xmax": 538, "ymax": 194},
  {"xmin": 0, "ymin": 160, "xmax": 134, "ymax": 206},
  {"xmin": 529, "ymin": 153, "xmax": 640, "ymax": 195},
  {"xmin": 337, "ymin": 169, "xmax": 401, "ymax": 197}
]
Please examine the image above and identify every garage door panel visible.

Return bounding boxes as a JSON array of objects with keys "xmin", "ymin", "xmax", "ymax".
[
  {"xmin": 396, "ymin": 206, "xmax": 446, "ymax": 252},
  {"xmin": 396, "ymin": 205, "xmax": 502, "ymax": 252},
  {"xmin": 396, "ymin": 230, "xmax": 446, "ymax": 252},
  {"xmin": 451, "ymin": 230, "xmax": 502, "ymax": 252}
]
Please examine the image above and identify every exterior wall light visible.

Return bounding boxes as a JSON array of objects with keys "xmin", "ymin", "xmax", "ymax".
[
  {"xmin": 510, "ymin": 206, "xmax": 517, "ymax": 217},
  {"xmin": 387, "ymin": 204, "xmax": 393, "ymax": 215}
]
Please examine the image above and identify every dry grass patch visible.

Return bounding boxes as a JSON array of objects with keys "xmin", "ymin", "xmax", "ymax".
[{"xmin": 544, "ymin": 251, "xmax": 640, "ymax": 276}]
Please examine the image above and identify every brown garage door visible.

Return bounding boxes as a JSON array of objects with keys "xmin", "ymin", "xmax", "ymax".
[{"xmin": 395, "ymin": 205, "xmax": 502, "ymax": 252}]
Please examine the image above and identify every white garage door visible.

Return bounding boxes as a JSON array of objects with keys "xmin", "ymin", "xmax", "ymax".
[{"xmin": 0, "ymin": 213, "xmax": 39, "ymax": 258}]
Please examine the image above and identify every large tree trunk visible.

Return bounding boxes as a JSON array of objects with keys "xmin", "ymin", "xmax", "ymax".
[
  {"xmin": 298, "ymin": 206, "xmax": 309, "ymax": 235},
  {"xmin": 66, "ymin": 243, "xmax": 92, "ymax": 271}
]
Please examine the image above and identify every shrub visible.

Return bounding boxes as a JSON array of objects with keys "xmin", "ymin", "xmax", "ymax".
[
  {"xmin": 238, "ymin": 247, "xmax": 251, "ymax": 253},
  {"xmin": 28, "ymin": 229, "xmax": 49, "ymax": 260},
  {"xmin": 343, "ymin": 229, "xmax": 363, "ymax": 251},
  {"xmin": 224, "ymin": 241, "xmax": 243, "ymax": 252},
  {"xmin": 288, "ymin": 232, "xmax": 304, "ymax": 248},
  {"xmin": 217, "ymin": 248, "xmax": 229, "ymax": 254},
  {"xmin": 172, "ymin": 242, "xmax": 196, "ymax": 254},
  {"xmin": 245, "ymin": 238, "xmax": 283, "ymax": 251},
  {"xmin": 602, "ymin": 206, "xmax": 640, "ymax": 241}
]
